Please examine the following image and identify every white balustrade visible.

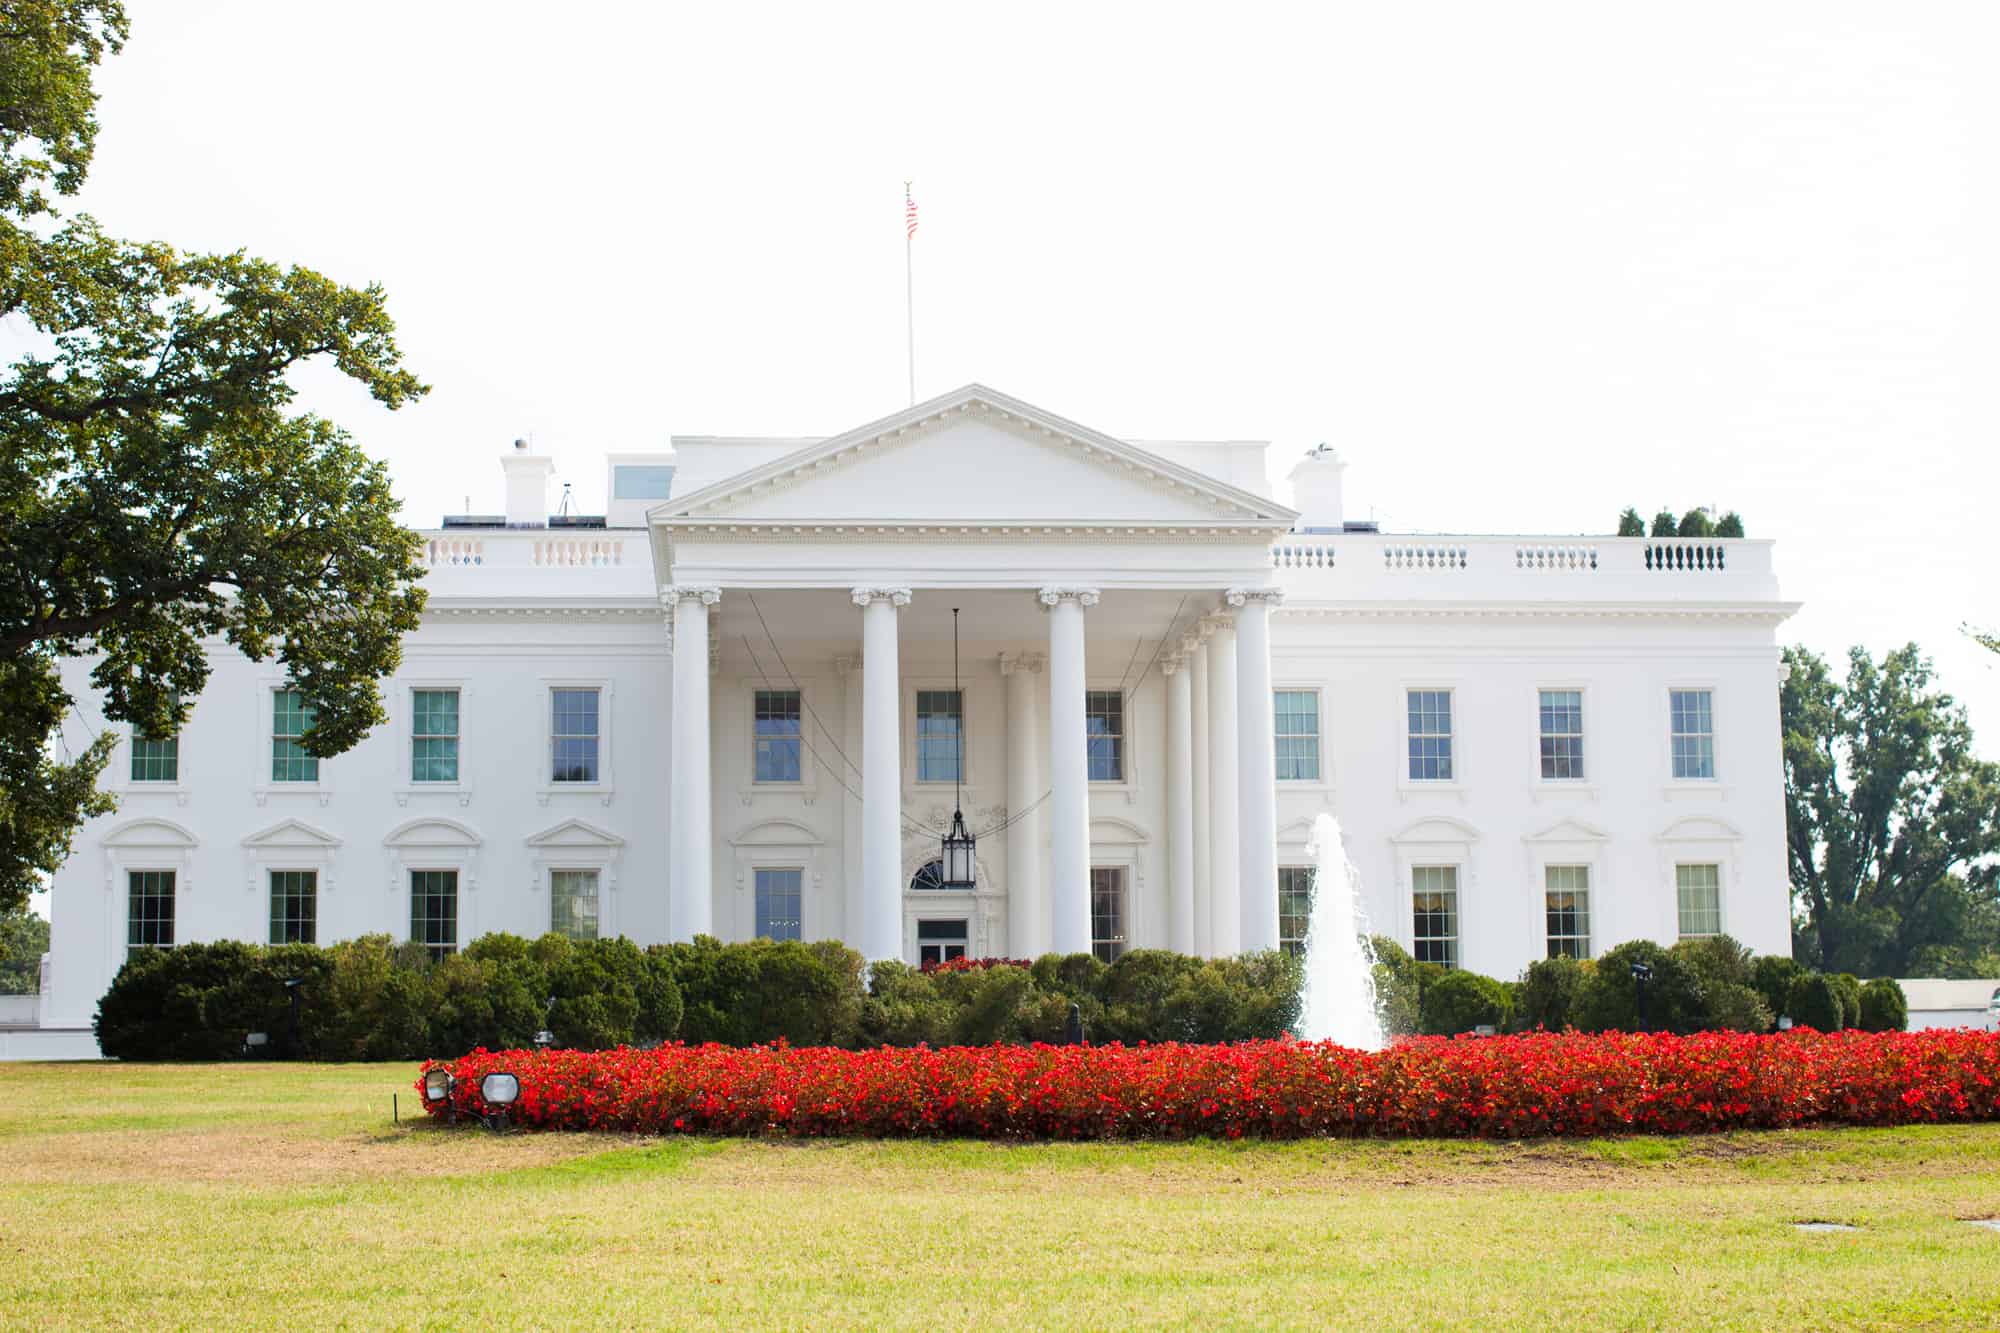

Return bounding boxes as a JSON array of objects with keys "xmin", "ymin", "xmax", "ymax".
[
  {"xmin": 1383, "ymin": 543, "xmax": 1469, "ymax": 571},
  {"xmin": 424, "ymin": 537, "xmax": 484, "ymax": 567},
  {"xmin": 1514, "ymin": 544, "xmax": 1598, "ymax": 571},
  {"xmin": 1271, "ymin": 540, "xmax": 1336, "ymax": 569},
  {"xmin": 1643, "ymin": 540, "xmax": 1727, "ymax": 572},
  {"xmin": 533, "ymin": 537, "xmax": 624, "ymax": 568}
]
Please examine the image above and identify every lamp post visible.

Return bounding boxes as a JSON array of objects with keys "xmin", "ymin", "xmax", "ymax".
[
  {"xmin": 940, "ymin": 607, "xmax": 976, "ymax": 889},
  {"xmin": 1631, "ymin": 961, "xmax": 1654, "ymax": 1032}
]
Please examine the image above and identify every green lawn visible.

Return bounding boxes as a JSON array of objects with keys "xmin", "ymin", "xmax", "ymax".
[{"xmin": 3, "ymin": 1063, "xmax": 2000, "ymax": 1329}]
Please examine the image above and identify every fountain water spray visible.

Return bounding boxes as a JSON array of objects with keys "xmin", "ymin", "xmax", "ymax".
[{"xmin": 1296, "ymin": 812, "xmax": 1386, "ymax": 1049}]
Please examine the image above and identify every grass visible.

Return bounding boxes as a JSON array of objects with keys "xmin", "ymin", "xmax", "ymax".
[{"xmin": 3, "ymin": 1063, "xmax": 2000, "ymax": 1329}]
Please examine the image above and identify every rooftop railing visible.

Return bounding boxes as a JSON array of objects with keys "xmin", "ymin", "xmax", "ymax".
[{"xmin": 1269, "ymin": 535, "xmax": 1778, "ymax": 602}]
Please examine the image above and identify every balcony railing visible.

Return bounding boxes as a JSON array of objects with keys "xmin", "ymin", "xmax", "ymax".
[{"xmin": 1270, "ymin": 535, "xmax": 1778, "ymax": 602}]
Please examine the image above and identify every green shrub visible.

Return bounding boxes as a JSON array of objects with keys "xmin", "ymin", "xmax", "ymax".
[
  {"xmin": 1859, "ymin": 978, "xmax": 1908, "ymax": 1033},
  {"xmin": 1515, "ymin": 955, "xmax": 1588, "ymax": 1031},
  {"xmin": 1829, "ymin": 974, "xmax": 1863, "ymax": 1030},
  {"xmin": 1715, "ymin": 512, "xmax": 1745, "ymax": 538},
  {"xmin": 1421, "ymin": 969, "xmax": 1511, "ymax": 1035},
  {"xmin": 1751, "ymin": 955, "xmax": 1806, "ymax": 1022},
  {"xmin": 1650, "ymin": 509, "xmax": 1678, "ymax": 538},
  {"xmin": 664, "ymin": 936, "xmax": 858, "ymax": 1047},
  {"xmin": 1369, "ymin": 937, "xmax": 1421, "ymax": 1036},
  {"xmin": 1703, "ymin": 983, "xmax": 1774, "ymax": 1033},
  {"xmin": 1616, "ymin": 507, "xmax": 1645, "ymax": 537},
  {"xmin": 1786, "ymin": 973, "xmax": 1843, "ymax": 1031},
  {"xmin": 1573, "ymin": 941, "xmax": 1705, "ymax": 1033}
]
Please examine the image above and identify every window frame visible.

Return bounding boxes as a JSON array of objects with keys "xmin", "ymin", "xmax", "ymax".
[
  {"xmin": 126, "ymin": 868, "xmax": 177, "ymax": 956},
  {"xmin": 539, "ymin": 678, "xmax": 614, "ymax": 802},
  {"xmin": 1543, "ymin": 863, "xmax": 1591, "ymax": 960},
  {"xmin": 408, "ymin": 867, "xmax": 461, "ymax": 962},
  {"xmin": 1089, "ymin": 865, "xmax": 1129, "ymax": 963},
  {"xmin": 1273, "ymin": 687, "xmax": 1324, "ymax": 784},
  {"xmin": 1401, "ymin": 682, "xmax": 1461, "ymax": 789},
  {"xmin": 752, "ymin": 865, "xmax": 805, "ymax": 942},
  {"xmin": 127, "ymin": 728, "xmax": 181, "ymax": 786},
  {"xmin": 1278, "ymin": 864, "xmax": 1314, "ymax": 956},
  {"xmin": 268, "ymin": 868, "xmax": 319, "ymax": 946},
  {"xmin": 269, "ymin": 685, "xmax": 321, "ymax": 786},
  {"xmin": 548, "ymin": 867, "xmax": 602, "ymax": 942},
  {"xmin": 908, "ymin": 683, "xmax": 969, "ymax": 787},
  {"xmin": 1085, "ymin": 686, "xmax": 1129, "ymax": 786},
  {"xmin": 1667, "ymin": 685, "xmax": 1719, "ymax": 784},
  {"xmin": 405, "ymin": 682, "xmax": 465, "ymax": 790},
  {"xmin": 1675, "ymin": 862, "xmax": 1725, "ymax": 940},
  {"xmin": 915, "ymin": 917, "xmax": 969, "ymax": 969},
  {"xmin": 1535, "ymin": 686, "xmax": 1588, "ymax": 785},
  {"xmin": 751, "ymin": 687, "xmax": 806, "ymax": 785},
  {"xmin": 1410, "ymin": 864, "xmax": 1460, "ymax": 969},
  {"xmin": 250, "ymin": 676, "xmax": 331, "ymax": 804}
]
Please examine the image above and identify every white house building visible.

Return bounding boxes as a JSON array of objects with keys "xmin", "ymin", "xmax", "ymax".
[{"xmin": 38, "ymin": 383, "xmax": 1798, "ymax": 1035}]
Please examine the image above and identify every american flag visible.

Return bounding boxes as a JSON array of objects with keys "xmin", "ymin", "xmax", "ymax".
[{"xmin": 905, "ymin": 186, "xmax": 918, "ymax": 239}]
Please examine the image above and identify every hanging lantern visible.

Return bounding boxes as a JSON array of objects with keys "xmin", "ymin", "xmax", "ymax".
[{"xmin": 940, "ymin": 607, "xmax": 976, "ymax": 889}]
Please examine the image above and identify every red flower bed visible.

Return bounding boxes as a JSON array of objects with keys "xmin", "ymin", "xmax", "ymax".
[
  {"xmin": 416, "ymin": 1028, "xmax": 2000, "ymax": 1140},
  {"xmin": 919, "ymin": 956, "xmax": 1032, "ymax": 975}
]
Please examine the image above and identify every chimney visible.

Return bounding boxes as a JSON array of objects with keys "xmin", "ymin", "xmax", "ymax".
[
  {"xmin": 500, "ymin": 438, "xmax": 555, "ymax": 528},
  {"xmin": 1286, "ymin": 444, "xmax": 1346, "ymax": 532}
]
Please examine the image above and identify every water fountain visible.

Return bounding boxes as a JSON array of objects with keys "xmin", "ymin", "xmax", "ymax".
[{"xmin": 1295, "ymin": 811, "xmax": 1387, "ymax": 1049}]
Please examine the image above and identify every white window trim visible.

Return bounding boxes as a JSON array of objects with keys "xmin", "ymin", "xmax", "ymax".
[
  {"xmin": 240, "ymin": 819, "xmax": 341, "ymax": 945},
  {"xmin": 1391, "ymin": 816, "xmax": 1480, "ymax": 967},
  {"xmin": 1523, "ymin": 818, "xmax": 1610, "ymax": 961},
  {"xmin": 730, "ymin": 820, "xmax": 825, "ymax": 942},
  {"xmin": 1663, "ymin": 680, "xmax": 1726, "ymax": 797},
  {"xmin": 1085, "ymin": 680, "xmax": 1137, "ymax": 792},
  {"xmin": 398, "ymin": 678, "xmax": 472, "ymax": 806},
  {"xmin": 539, "ymin": 678, "xmax": 614, "ymax": 806},
  {"xmin": 1397, "ymin": 679, "xmax": 1465, "ymax": 799},
  {"xmin": 1272, "ymin": 683, "xmax": 1330, "ymax": 789},
  {"xmin": 1531, "ymin": 681, "xmax": 1599, "ymax": 799},
  {"xmin": 901, "ymin": 842, "xmax": 1003, "ymax": 960},
  {"xmin": 1653, "ymin": 816, "xmax": 1743, "ymax": 943},
  {"xmin": 737, "ymin": 675, "xmax": 821, "ymax": 800},
  {"xmin": 383, "ymin": 816, "xmax": 483, "ymax": 949},
  {"xmin": 905, "ymin": 678, "xmax": 975, "ymax": 790},
  {"xmin": 526, "ymin": 819, "xmax": 625, "ymax": 940},
  {"xmin": 1088, "ymin": 862, "xmax": 1135, "ymax": 963},
  {"xmin": 1088, "ymin": 817, "xmax": 1149, "ymax": 954},
  {"xmin": 116, "ymin": 725, "xmax": 188, "ymax": 804},
  {"xmin": 1408, "ymin": 863, "xmax": 1465, "ymax": 970},
  {"xmin": 252, "ymin": 678, "xmax": 331, "ymax": 806},
  {"xmin": 99, "ymin": 818, "xmax": 198, "ymax": 976}
]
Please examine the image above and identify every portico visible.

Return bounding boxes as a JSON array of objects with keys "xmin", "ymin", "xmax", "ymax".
[{"xmin": 648, "ymin": 384, "xmax": 1297, "ymax": 963}]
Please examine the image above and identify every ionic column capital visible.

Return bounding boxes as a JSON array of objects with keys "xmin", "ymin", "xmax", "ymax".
[
  {"xmin": 1162, "ymin": 652, "xmax": 1186, "ymax": 676},
  {"xmin": 1200, "ymin": 610, "xmax": 1236, "ymax": 635},
  {"xmin": 1225, "ymin": 586, "xmax": 1285, "ymax": 609},
  {"xmin": 999, "ymin": 651, "xmax": 1046, "ymax": 677},
  {"xmin": 1037, "ymin": 586, "xmax": 1100, "ymax": 610},
  {"xmin": 661, "ymin": 584, "xmax": 722, "ymax": 608},
  {"xmin": 851, "ymin": 586, "xmax": 913, "ymax": 609}
]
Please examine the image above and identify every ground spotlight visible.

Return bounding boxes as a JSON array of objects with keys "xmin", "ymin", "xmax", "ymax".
[
  {"xmin": 422, "ymin": 1067, "xmax": 458, "ymax": 1125},
  {"xmin": 480, "ymin": 1071, "xmax": 521, "ymax": 1131}
]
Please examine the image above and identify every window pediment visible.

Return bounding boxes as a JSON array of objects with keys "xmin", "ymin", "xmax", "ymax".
[
  {"xmin": 383, "ymin": 816, "xmax": 482, "ymax": 849},
  {"xmin": 242, "ymin": 818, "xmax": 341, "ymax": 850}
]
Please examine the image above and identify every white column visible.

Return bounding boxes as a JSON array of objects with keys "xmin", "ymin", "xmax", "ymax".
[
  {"xmin": 1188, "ymin": 631, "xmax": 1212, "ymax": 956},
  {"xmin": 853, "ymin": 586, "xmax": 911, "ymax": 963},
  {"xmin": 836, "ymin": 655, "xmax": 863, "ymax": 951},
  {"xmin": 1204, "ymin": 610, "xmax": 1240, "ymax": 956},
  {"xmin": 1230, "ymin": 587, "xmax": 1284, "ymax": 953},
  {"xmin": 1164, "ymin": 652, "xmax": 1196, "ymax": 954},
  {"xmin": 666, "ymin": 585, "xmax": 720, "ymax": 941},
  {"xmin": 1001, "ymin": 652, "xmax": 1047, "ymax": 958},
  {"xmin": 1040, "ymin": 586, "xmax": 1098, "ymax": 956}
]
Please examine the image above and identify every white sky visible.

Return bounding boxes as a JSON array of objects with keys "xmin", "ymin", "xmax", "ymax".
[{"xmin": 47, "ymin": 1, "xmax": 2000, "ymax": 742}]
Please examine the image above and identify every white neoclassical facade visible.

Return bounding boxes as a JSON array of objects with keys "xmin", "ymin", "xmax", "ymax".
[{"xmin": 39, "ymin": 383, "xmax": 1798, "ymax": 1033}]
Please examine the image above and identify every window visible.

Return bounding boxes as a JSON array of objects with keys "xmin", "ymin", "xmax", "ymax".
[
  {"xmin": 1670, "ymin": 689, "xmax": 1716, "ymax": 780},
  {"xmin": 271, "ymin": 689, "xmax": 318, "ymax": 782},
  {"xmin": 1407, "ymin": 690, "xmax": 1454, "ymax": 781},
  {"xmin": 1544, "ymin": 865, "xmax": 1590, "ymax": 959},
  {"xmin": 752, "ymin": 689, "xmax": 802, "ymax": 782},
  {"xmin": 130, "ymin": 730, "xmax": 179, "ymax": 783},
  {"xmin": 1538, "ymin": 690, "xmax": 1584, "ymax": 781},
  {"xmin": 551, "ymin": 688, "xmax": 600, "ymax": 783},
  {"xmin": 127, "ymin": 870, "xmax": 175, "ymax": 954},
  {"xmin": 1086, "ymin": 690, "xmax": 1125, "ymax": 782},
  {"xmin": 1676, "ymin": 863, "xmax": 1722, "ymax": 939},
  {"xmin": 917, "ymin": 918, "xmax": 967, "ymax": 968},
  {"xmin": 406, "ymin": 688, "xmax": 460, "ymax": 783},
  {"xmin": 1090, "ymin": 866, "xmax": 1127, "ymax": 962},
  {"xmin": 1278, "ymin": 866, "xmax": 1314, "ymax": 956},
  {"xmin": 1412, "ymin": 866, "xmax": 1458, "ymax": 968},
  {"xmin": 754, "ymin": 868, "xmax": 802, "ymax": 941},
  {"xmin": 269, "ymin": 870, "xmax": 317, "ymax": 945},
  {"xmin": 1275, "ymin": 691, "xmax": 1321, "ymax": 781},
  {"xmin": 909, "ymin": 860, "xmax": 947, "ymax": 892},
  {"xmin": 915, "ymin": 689, "xmax": 963, "ymax": 783},
  {"xmin": 550, "ymin": 869, "xmax": 600, "ymax": 942},
  {"xmin": 410, "ymin": 869, "xmax": 458, "ymax": 961},
  {"xmin": 612, "ymin": 464, "xmax": 675, "ymax": 499}
]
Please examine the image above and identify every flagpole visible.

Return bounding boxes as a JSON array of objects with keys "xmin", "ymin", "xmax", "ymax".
[{"xmin": 904, "ymin": 180, "xmax": 916, "ymax": 406}]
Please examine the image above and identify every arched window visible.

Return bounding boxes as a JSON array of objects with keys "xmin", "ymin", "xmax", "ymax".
[{"xmin": 910, "ymin": 859, "xmax": 946, "ymax": 892}]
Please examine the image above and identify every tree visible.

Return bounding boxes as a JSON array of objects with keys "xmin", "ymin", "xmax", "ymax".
[
  {"xmin": 1676, "ymin": 508, "xmax": 1715, "ymax": 538},
  {"xmin": 0, "ymin": 905, "xmax": 49, "ymax": 994},
  {"xmin": 1715, "ymin": 511, "xmax": 1745, "ymax": 538},
  {"xmin": 0, "ymin": 6, "xmax": 428, "ymax": 914},
  {"xmin": 1616, "ymin": 507, "xmax": 1645, "ymax": 537},
  {"xmin": 1783, "ymin": 645, "xmax": 2000, "ymax": 976}
]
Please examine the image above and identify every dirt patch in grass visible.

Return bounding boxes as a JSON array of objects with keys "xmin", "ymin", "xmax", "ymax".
[{"xmin": 4, "ymin": 1121, "xmax": 622, "ymax": 1186}]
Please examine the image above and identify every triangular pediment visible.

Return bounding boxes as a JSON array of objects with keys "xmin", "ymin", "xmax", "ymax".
[
  {"xmin": 653, "ymin": 384, "xmax": 1296, "ymax": 530},
  {"xmin": 524, "ymin": 818, "xmax": 625, "ymax": 850},
  {"xmin": 242, "ymin": 819, "xmax": 341, "ymax": 850}
]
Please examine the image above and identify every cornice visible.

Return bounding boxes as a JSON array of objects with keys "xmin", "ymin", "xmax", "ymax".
[
  {"xmin": 653, "ymin": 517, "xmax": 1291, "ymax": 543},
  {"xmin": 1275, "ymin": 600, "xmax": 1802, "ymax": 625}
]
